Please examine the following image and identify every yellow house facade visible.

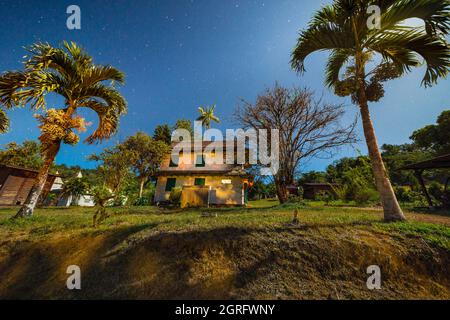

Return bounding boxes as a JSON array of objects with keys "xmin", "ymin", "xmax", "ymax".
[{"xmin": 154, "ymin": 141, "xmax": 249, "ymax": 207}]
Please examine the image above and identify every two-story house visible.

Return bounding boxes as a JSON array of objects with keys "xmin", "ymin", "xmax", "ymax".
[{"xmin": 154, "ymin": 141, "xmax": 249, "ymax": 207}]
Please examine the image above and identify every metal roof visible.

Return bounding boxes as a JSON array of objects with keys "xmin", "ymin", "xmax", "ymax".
[{"xmin": 400, "ymin": 154, "xmax": 450, "ymax": 170}]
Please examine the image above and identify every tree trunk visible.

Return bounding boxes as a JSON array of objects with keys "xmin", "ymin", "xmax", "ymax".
[
  {"xmin": 13, "ymin": 142, "xmax": 61, "ymax": 219},
  {"xmin": 276, "ymin": 183, "xmax": 288, "ymax": 204},
  {"xmin": 414, "ymin": 170, "xmax": 433, "ymax": 208},
  {"xmin": 358, "ymin": 98, "xmax": 405, "ymax": 221},
  {"xmin": 138, "ymin": 176, "xmax": 146, "ymax": 199}
]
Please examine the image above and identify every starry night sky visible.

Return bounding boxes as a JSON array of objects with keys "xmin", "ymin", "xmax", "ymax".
[{"xmin": 0, "ymin": 0, "xmax": 449, "ymax": 171}]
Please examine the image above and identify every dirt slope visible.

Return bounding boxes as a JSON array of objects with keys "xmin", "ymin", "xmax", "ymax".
[{"xmin": 0, "ymin": 225, "xmax": 449, "ymax": 299}]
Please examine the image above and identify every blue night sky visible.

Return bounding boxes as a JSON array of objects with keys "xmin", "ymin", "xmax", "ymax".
[{"xmin": 0, "ymin": 0, "xmax": 449, "ymax": 172}]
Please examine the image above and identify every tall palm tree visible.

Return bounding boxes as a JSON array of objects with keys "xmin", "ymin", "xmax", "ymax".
[
  {"xmin": 291, "ymin": 0, "xmax": 450, "ymax": 221},
  {"xmin": 0, "ymin": 42, "xmax": 127, "ymax": 218},
  {"xmin": 197, "ymin": 105, "xmax": 220, "ymax": 129}
]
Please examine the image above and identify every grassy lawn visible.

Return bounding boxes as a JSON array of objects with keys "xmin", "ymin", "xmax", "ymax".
[
  {"xmin": 0, "ymin": 200, "xmax": 449, "ymax": 299},
  {"xmin": 1, "ymin": 200, "xmax": 449, "ymax": 249}
]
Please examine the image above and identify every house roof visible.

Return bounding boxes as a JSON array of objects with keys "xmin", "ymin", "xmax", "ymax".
[
  {"xmin": 400, "ymin": 154, "xmax": 450, "ymax": 170},
  {"xmin": 170, "ymin": 140, "xmax": 248, "ymax": 152},
  {"xmin": 156, "ymin": 168, "xmax": 248, "ymax": 177},
  {"xmin": 0, "ymin": 164, "xmax": 60, "ymax": 177}
]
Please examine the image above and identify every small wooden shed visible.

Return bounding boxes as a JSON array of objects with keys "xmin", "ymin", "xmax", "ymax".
[
  {"xmin": 301, "ymin": 183, "xmax": 338, "ymax": 200},
  {"xmin": 0, "ymin": 165, "xmax": 58, "ymax": 206}
]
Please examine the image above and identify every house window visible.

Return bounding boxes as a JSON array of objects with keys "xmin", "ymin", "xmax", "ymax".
[
  {"xmin": 170, "ymin": 151, "xmax": 184, "ymax": 167},
  {"xmin": 196, "ymin": 154, "xmax": 205, "ymax": 167},
  {"xmin": 165, "ymin": 178, "xmax": 176, "ymax": 192},
  {"xmin": 169, "ymin": 155, "xmax": 179, "ymax": 167},
  {"xmin": 169, "ymin": 158, "xmax": 178, "ymax": 167},
  {"xmin": 194, "ymin": 178, "xmax": 206, "ymax": 186}
]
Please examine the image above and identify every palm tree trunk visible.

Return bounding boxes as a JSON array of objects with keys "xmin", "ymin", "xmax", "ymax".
[
  {"xmin": 13, "ymin": 142, "xmax": 61, "ymax": 218},
  {"xmin": 358, "ymin": 96, "xmax": 405, "ymax": 221}
]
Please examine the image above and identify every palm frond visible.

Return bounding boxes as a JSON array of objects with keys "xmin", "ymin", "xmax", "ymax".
[
  {"xmin": 309, "ymin": 4, "xmax": 342, "ymax": 28},
  {"xmin": 82, "ymin": 65, "xmax": 125, "ymax": 87},
  {"xmin": 0, "ymin": 71, "xmax": 28, "ymax": 108},
  {"xmin": 325, "ymin": 49, "xmax": 353, "ymax": 87},
  {"xmin": 63, "ymin": 41, "xmax": 93, "ymax": 68},
  {"xmin": 291, "ymin": 23, "xmax": 355, "ymax": 73},
  {"xmin": 82, "ymin": 100, "xmax": 120, "ymax": 144},
  {"xmin": 210, "ymin": 115, "xmax": 220, "ymax": 124},
  {"xmin": 380, "ymin": 0, "xmax": 450, "ymax": 35},
  {"xmin": 367, "ymin": 28, "xmax": 450, "ymax": 86},
  {"xmin": 80, "ymin": 84, "xmax": 127, "ymax": 115},
  {"xmin": 25, "ymin": 42, "xmax": 76, "ymax": 79}
]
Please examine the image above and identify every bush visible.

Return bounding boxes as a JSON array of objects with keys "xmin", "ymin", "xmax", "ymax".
[
  {"xmin": 394, "ymin": 186, "xmax": 432, "ymax": 207},
  {"xmin": 169, "ymin": 187, "xmax": 182, "ymax": 205},
  {"xmin": 354, "ymin": 187, "xmax": 379, "ymax": 206},
  {"xmin": 428, "ymin": 181, "xmax": 444, "ymax": 204},
  {"xmin": 134, "ymin": 188, "xmax": 155, "ymax": 206},
  {"xmin": 332, "ymin": 184, "xmax": 349, "ymax": 202},
  {"xmin": 287, "ymin": 191, "xmax": 303, "ymax": 203},
  {"xmin": 315, "ymin": 191, "xmax": 335, "ymax": 205},
  {"xmin": 134, "ymin": 197, "xmax": 150, "ymax": 206}
]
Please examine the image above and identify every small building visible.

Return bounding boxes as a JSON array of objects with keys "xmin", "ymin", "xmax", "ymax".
[
  {"xmin": 286, "ymin": 185, "xmax": 301, "ymax": 196},
  {"xmin": 154, "ymin": 141, "xmax": 250, "ymax": 207},
  {"xmin": 0, "ymin": 164, "xmax": 58, "ymax": 206},
  {"xmin": 301, "ymin": 182, "xmax": 338, "ymax": 200},
  {"xmin": 400, "ymin": 153, "xmax": 450, "ymax": 208},
  {"xmin": 52, "ymin": 171, "xmax": 95, "ymax": 207}
]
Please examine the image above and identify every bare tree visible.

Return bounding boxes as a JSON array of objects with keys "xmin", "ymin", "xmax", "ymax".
[{"xmin": 235, "ymin": 84, "xmax": 356, "ymax": 203}]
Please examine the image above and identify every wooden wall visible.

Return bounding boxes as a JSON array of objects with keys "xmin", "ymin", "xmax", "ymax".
[{"xmin": 0, "ymin": 166, "xmax": 56, "ymax": 206}]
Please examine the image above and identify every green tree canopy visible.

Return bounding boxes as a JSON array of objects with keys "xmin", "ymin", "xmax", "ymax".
[
  {"xmin": 121, "ymin": 131, "xmax": 170, "ymax": 198},
  {"xmin": 153, "ymin": 124, "xmax": 172, "ymax": 144},
  {"xmin": 89, "ymin": 146, "xmax": 134, "ymax": 195},
  {"xmin": 410, "ymin": 110, "xmax": 450, "ymax": 155},
  {"xmin": 0, "ymin": 140, "xmax": 43, "ymax": 169},
  {"xmin": 173, "ymin": 119, "xmax": 194, "ymax": 138}
]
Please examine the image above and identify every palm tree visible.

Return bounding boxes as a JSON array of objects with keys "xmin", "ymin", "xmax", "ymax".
[
  {"xmin": 197, "ymin": 105, "xmax": 220, "ymax": 129},
  {"xmin": 291, "ymin": 0, "xmax": 450, "ymax": 221},
  {"xmin": 0, "ymin": 42, "xmax": 127, "ymax": 218},
  {"xmin": 59, "ymin": 174, "xmax": 90, "ymax": 206}
]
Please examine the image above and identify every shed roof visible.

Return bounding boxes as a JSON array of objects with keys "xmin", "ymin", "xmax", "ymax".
[
  {"xmin": 400, "ymin": 154, "xmax": 450, "ymax": 170},
  {"xmin": 0, "ymin": 164, "xmax": 60, "ymax": 177}
]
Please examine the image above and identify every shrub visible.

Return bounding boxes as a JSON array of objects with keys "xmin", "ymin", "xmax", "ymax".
[
  {"xmin": 354, "ymin": 187, "xmax": 379, "ymax": 206},
  {"xmin": 91, "ymin": 186, "xmax": 115, "ymax": 227},
  {"xmin": 169, "ymin": 187, "xmax": 182, "ymax": 205},
  {"xmin": 315, "ymin": 191, "xmax": 335, "ymax": 205},
  {"xmin": 394, "ymin": 186, "xmax": 426, "ymax": 205},
  {"xmin": 332, "ymin": 184, "xmax": 349, "ymax": 202},
  {"xmin": 134, "ymin": 188, "xmax": 155, "ymax": 206},
  {"xmin": 428, "ymin": 181, "xmax": 444, "ymax": 204},
  {"xmin": 134, "ymin": 197, "xmax": 150, "ymax": 206},
  {"xmin": 287, "ymin": 194, "xmax": 303, "ymax": 203}
]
